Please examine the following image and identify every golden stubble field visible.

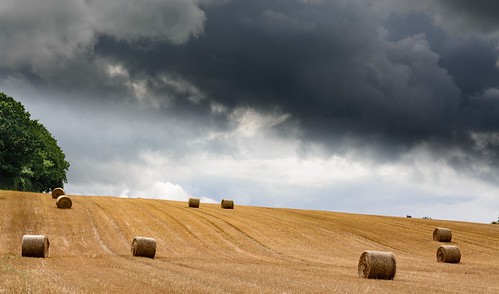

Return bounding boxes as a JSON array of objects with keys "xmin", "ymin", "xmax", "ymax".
[{"xmin": 0, "ymin": 190, "xmax": 498, "ymax": 293}]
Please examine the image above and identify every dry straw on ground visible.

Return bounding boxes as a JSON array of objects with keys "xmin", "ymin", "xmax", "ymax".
[
  {"xmin": 188, "ymin": 198, "xmax": 200, "ymax": 208},
  {"xmin": 433, "ymin": 227, "xmax": 452, "ymax": 242},
  {"xmin": 437, "ymin": 245, "xmax": 461, "ymax": 263},
  {"xmin": 131, "ymin": 236, "xmax": 156, "ymax": 258},
  {"xmin": 51, "ymin": 187, "xmax": 65, "ymax": 199},
  {"xmin": 56, "ymin": 195, "xmax": 72, "ymax": 209},
  {"xmin": 221, "ymin": 199, "xmax": 234, "ymax": 209},
  {"xmin": 358, "ymin": 250, "xmax": 396, "ymax": 280},
  {"xmin": 21, "ymin": 235, "xmax": 50, "ymax": 258}
]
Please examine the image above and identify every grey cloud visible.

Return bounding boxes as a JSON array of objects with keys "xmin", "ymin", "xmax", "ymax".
[
  {"xmin": 89, "ymin": 0, "xmax": 206, "ymax": 44},
  {"xmin": 0, "ymin": 0, "xmax": 93, "ymax": 71},
  {"xmin": 386, "ymin": 9, "xmax": 499, "ymax": 99},
  {"xmin": 94, "ymin": 1, "xmax": 465, "ymax": 158},
  {"xmin": 383, "ymin": 0, "xmax": 499, "ymax": 35},
  {"xmin": 439, "ymin": 40, "xmax": 499, "ymax": 97},
  {"xmin": 4, "ymin": 0, "xmax": 499, "ymax": 171},
  {"xmin": 435, "ymin": 0, "xmax": 499, "ymax": 34},
  {"xmin": 0, "ymin": 0, "xmax": 206, "ymax": 75}
]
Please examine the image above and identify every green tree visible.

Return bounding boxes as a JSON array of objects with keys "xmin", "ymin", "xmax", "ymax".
[{"xmin": 0, "ymin": 92, "xmax": 69, "ymax": 192}]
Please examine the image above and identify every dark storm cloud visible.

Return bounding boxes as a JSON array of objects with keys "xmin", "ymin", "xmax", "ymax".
[
  {"xmin": 94, "ymin": 0, "xmax": 493, "ymax": 161},
  {"xmin": 3, "ymin": 0, "xmax": 499, "ymax": 167},
  {"xmin": 436, "ymin": 0, "xmax": 499, "ymax": 33}
]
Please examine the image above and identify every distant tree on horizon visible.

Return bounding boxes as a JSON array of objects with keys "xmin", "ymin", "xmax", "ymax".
[{"xmin": 0, "ymin": 92, "xmax": 69, "ymax": 192}]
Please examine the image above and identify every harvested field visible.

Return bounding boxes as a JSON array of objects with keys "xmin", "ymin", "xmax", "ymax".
[{"xmin": 1, "ymin": 190, "xmax": 499, "ymax": 293}]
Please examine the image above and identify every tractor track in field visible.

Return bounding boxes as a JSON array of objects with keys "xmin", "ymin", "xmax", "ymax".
[
  {"xmin": 141, "ymin": 202, "xmax": 225, "ymax": 257},
  {"xmin": 180, "ymin": 206, "xmax": 312, "ymax": 263},
  {"xmin": 81, "ymin": 204, "xmax": 114, "ymax": 256}
]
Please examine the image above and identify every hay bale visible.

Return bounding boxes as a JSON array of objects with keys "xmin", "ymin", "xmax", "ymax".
[
  {"xmin": 131, "ymin": 236, "xmax": 156, "ymax": 258},
  {"xmin": 188, "ymin": 197, "xmax": 200, "ymax": 208},
  {"xmin": 221, "ymin": 199, "xmax": 234, "ymax": 209},
  {"xmin": 56, "ymin": 195, "xmax": 72, "ymax": 209},
  {"xmin": 358, "ymin": 250, "xmax": 396, "ymax": 280},
  {"xmin": 437, "ymin": 245, "xmax": 461, "ymax": 263},
  {"xmin": 433, "ymin": 227, "xmax": 452, "ymax": 242},
  {"xmin": 51, "ymin": 187, "xmax": 65, "ymax": 199},
  {"xmin": 21, "ymin": 235, "xmax": 49, "ymax": 258}
]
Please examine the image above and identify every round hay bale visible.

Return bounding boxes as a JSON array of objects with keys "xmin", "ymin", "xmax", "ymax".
[
  {"xmin": 188, "ymin": 197, "xmax": 200, "ymax": 208},
  {"xmin": 56, "ymin": 195, "xmax": 72, "ymax": 209},
  {"xmin": 433, "ymin": 227, "xmax": 452, "ymax": 242},
  {"xmin": 21, "ymin": 235, "xmax": 49, "ymax": 258},
  {"xmin": 221, "ymin": 199, "xmax": 234, "ymax": 209},
  {"xmin": 358, "ymin": 250, "xmax": 396, "ymax": 280},
  {"xmin": 131, "ymin": 236, "xmax": 156, "ymax": 258},
  {"xmin": 437, "ymin": 245, "xmax": 461, "ymax": 263},
  {"xmin": 51, "ymin": 187, "xmax": 65, "ymax": 199}
]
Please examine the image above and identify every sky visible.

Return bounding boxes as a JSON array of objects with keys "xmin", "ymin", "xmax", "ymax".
[{"xmin": 1, "ymin": 0, "xmax": 499, "ymax": 223}]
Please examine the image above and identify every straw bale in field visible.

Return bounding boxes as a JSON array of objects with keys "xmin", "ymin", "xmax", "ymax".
[
  {"xmin": 56, "ymin": 195, "xmax": 72, "ymax": 209},
  {"xmin": 437, "ymin": 245, "xmax": 461, "ymax": 263},
  {"xmin": 131, "ymin": 236, "xmax": 156, "ymax": 258},
  {"xmin": 21, "ymin": 235, "xmax": 49, "ymax": 258},
  {"xmin": 188, "ymin": 198, "xmax": 200, "ymax": 208},
  {"xmin": 358, "ymin": 250, "xmax": 396, "ymax": 280},
  {"xmin": 221, "ymin": 199, "xmax": 234, "ymax": 209},
  {"xmin": 433, "ymin": 227, "xmax": 452, "ymax": 242},
  {"xmin": 51, "ymin": 187, "xmax": 65, "ymax": 199}
]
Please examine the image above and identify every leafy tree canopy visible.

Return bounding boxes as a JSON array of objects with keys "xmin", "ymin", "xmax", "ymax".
[{"xmin": 0, "ymin": 92, "xmax": 70, "ymax": 192}]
